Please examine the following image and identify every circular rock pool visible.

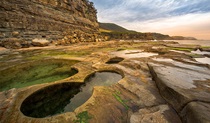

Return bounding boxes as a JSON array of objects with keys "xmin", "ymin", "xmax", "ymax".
[{"xmin": 20, "ymin": 71, "xmax": 122, "ymax": 118}]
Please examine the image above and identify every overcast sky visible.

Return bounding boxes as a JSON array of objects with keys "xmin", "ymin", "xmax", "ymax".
[{"xmin": 89, "ymin": 0, "xmax": 210, "ymax": 40}]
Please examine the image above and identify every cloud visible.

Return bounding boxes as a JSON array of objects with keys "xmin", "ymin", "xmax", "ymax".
[
  {"xmin": 120, "ymin": 12, "xmax": 210, "ymax": 40},
  {"xmin": 90, "ymin": 0, "xmax": 210, "ymax": 39},
  {"xmin": 91, "ymin": 0, "xmax": 210, "ymax": 22}
]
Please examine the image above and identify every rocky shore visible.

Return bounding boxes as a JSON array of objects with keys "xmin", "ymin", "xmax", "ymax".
[{"xmin": 0, "ymin": 41, "xmax": 210, "ymax": 123}]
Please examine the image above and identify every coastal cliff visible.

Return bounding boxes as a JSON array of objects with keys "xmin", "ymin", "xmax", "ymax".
[{"xmin": 0, "ymin": 0, "xmax": 100, "ymax": 48}]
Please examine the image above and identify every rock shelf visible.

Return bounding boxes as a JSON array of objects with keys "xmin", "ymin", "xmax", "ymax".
[{"xmin": 0, "ymin": 41, "xmax": 209, "ymax": 123}]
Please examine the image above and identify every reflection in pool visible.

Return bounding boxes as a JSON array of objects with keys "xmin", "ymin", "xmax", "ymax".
[
  {"xmin": 20, "ymin": 83, "xmax": 82, "ymax": 118},
  {"xmin": 64, "ymin": 72, "xmax": 122, "ymax": 112},
  {"xmin": 110, "ymin": 50, "xmax": 158, "ymax": 59},
  {"xmin": 20, "ymin": 72, "xmax": 122, "ymax": 118}
]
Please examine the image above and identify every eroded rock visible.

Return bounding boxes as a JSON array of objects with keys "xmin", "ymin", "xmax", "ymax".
[
  {"xmin": 1, "ymin": 41, "xmax": 210, "ymax": 123},
  {"xmin": 130, "ymin": 105, "xmax": 182, "ymax": 123},
  {"xmin": 0, "ymin": 0, "xmax": 100, "ymax": 48},
  {"xmin": 146, "ymin": 50, "xmax": 210, "ymax": 122},
  {"xmin": 149, "ymin": 59, "xmax": 210, "ymax": 111}
]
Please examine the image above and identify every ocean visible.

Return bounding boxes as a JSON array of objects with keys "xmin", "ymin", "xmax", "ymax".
[{"xmin": 164, "ymin": 40, "xmax": 210, "ymax": 46}]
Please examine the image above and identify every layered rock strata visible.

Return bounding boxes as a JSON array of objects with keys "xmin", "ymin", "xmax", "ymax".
[{"xmin": 0, "ymin": 0, "xmax": 99, "ymax": 48}]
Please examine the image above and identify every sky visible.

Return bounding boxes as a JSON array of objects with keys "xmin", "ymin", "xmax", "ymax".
[{"xmin": 89, "ymin": 0, "xmax": 210, "ymax": 40}]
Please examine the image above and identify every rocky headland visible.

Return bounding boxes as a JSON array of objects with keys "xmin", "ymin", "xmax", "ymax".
[{"xmin": 99, "ymin": 23, "xmax": 197, "ymax": 41}]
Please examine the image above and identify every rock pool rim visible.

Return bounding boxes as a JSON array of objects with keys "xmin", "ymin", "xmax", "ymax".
[{"xmin": 20, "ymin": 70, "xmax": 123, "ymax": 118}]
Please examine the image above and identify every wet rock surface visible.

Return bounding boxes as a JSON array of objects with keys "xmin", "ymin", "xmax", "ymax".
[
  {"xmin": 0, "ymin": 41, "xmax": 210, "ymax": 122},
  {"xmin": 149, "ymin": 58, "xmax": 210, "ymax": 112}
]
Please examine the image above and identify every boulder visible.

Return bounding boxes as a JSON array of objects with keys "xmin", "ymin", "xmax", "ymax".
[
  {"xmin": 11, "ymin": 31, "xmax": 19, "ymax": 37},
  {"xmin": 32, "ymin": 38, "xmax": 50, "ymax": 47}
]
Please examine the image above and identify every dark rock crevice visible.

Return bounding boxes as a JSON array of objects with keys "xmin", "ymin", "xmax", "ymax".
[
  {"xmin": 147, "ymin": 63, "xmax": 186, "ymax": 121},
  {"xmin": 181, "ymin": 101, "xmax": 210, "ymax": 123}
]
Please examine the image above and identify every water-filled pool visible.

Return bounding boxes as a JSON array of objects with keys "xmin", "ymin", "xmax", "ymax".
[
  {"xmin": 20, "ymin": 71, "xmax": 122, "ymax": 118},
  {"xmin": 110, "ymin": 50, "xmax": 158, "ymax": 59},
  {"xmin": 195, "ymin": 57, "xmax": 210, "ymax": 65},
  {"xmin": 64, "ymin": 72, "xmax": 122, "ymax": 112},
  {"xmin": 0, "ymin": 59, "xmax": 79, "ymax": 91},
  {"xmin": 191, "ymin": 49, "xmax": 210, "ymax": 55}
]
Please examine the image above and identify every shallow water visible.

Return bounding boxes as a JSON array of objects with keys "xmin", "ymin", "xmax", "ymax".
[
  {"xmin": 111, "ymin": 50, "xmax": 158, "ymax": 58},
  {"xmin": 191, "ymin": 49, "xmax": 210, "ymax": 55},
  {"xmin": 64, "ymin": 72, "xmax": 122, "ymax": 112},
  {"xmin": 0, "ymin": 59, "xmax": 79, "ymax": 91},
  {"xmin": 195, "ymin": 57, "xmax": 210, "ymax": 65},
  {"xmin": 190, "ymin": 49, "xmax": 210, "ymax": 65},
  {"xmin": 153, "ymin": 58, "xmax": 209, "ymax": 72},
  {"xmin": 21, "ymin": 82, "xmax": 82, "ymax": 118},
  {"xmin": 155, "ymin": 65, "xmax": 210, "ymax": 89},
  {"xmin": 152, "ymin": 58, "xmax": 174, "ymax": 62},
  {"xmin": 164, "ymin": 40, "xmax": 210, "ymax": 46}
]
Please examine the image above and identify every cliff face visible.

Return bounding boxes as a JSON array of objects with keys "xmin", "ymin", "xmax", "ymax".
[{"xmin": 0, "ymin": 0, "xmax": 99, "ymax": 48}]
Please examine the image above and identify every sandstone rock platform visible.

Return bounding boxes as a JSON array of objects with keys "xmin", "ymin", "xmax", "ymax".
[{"xmin": 0, "ymin": 41, "xmax": 209, "ymax": 123}]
